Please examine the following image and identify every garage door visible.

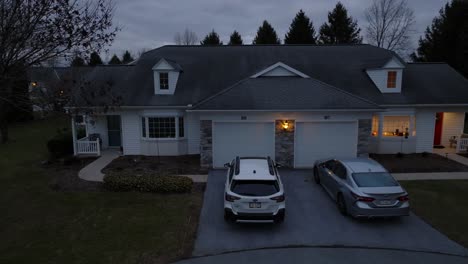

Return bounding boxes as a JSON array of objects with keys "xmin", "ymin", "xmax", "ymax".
[
  {"xmin": 295, "ymin": 122, "xmax": 358, "ymax": 168},
  {"xmin": 213, "ymin": 122, "xmax": 275, "ymax": 168}
]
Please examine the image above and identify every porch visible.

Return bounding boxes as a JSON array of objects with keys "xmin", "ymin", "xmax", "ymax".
[{"xmin": 71, "ymin": 114, "xmax": 122, "ymax": 157}]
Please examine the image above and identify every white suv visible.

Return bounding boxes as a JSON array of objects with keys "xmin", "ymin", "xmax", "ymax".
[{"xmin": 224, "ymin": 156, "xmax": 286, "ymax": 223}]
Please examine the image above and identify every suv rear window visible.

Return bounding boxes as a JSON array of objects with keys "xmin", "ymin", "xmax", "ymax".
[{"xmin": 231, "ymin": 180, "xmax": 279, "ymax": 196}]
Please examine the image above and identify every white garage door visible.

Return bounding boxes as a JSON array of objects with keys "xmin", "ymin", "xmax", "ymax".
[
  {"xmin": 295, "ymin": 122, "xmax": 358, "ymax": 168},
  {"xmin": 213, "ymin": 122, "xmax": 275, "ymax": 168}
]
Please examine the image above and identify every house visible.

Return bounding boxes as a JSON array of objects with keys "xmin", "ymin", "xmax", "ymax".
[{"xmin": 69, "ymin": 45, "xmax": 468, "ymax": 168}]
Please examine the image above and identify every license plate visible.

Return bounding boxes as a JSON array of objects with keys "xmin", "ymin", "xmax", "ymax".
[
  {"xmin": 378, "ymin": 200, "xmax": 393, "ymax": 205},
  {"xmin": 249, "ymin": 202, "xmax": 261, "ymax": 208}
]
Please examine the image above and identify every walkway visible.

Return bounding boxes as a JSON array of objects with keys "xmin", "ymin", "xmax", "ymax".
[{"xmin": 78, "ymin": 150, "xmax": 120, "ymax": 182}]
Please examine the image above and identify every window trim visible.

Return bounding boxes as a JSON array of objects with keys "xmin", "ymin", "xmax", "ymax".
[
  {"xmin": 387, "ymin": 71, "xmax": 397, "ymax": 88},
  {"xmin": 141, "ymin": 116, "xmax": 185, "ymax": 140}
]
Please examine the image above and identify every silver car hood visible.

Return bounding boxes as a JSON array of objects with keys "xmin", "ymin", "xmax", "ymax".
[{"xmin": 359, "ymin": 186, "xmax": 405, "ymax": 195}]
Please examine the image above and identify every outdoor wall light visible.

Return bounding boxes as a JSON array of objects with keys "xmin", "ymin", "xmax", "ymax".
[{"xmin": 282, "ymin": 121, "xmax": 289, "ymax": 131}]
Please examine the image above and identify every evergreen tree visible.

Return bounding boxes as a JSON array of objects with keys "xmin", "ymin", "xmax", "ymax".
[
  {"xmin": 71, "ymin": 56, "xmax": 85, "ymax": 67},
  {"xmin": 88, "ymin": 52, "xmax": 103, "ymax": 66},
  {"xmin": 122, "ymin": 50, "xmax": 134, "ymax": 64},
  {"xmin": 200, "ymin": 30, "xmax": 223, "ymax": 45},
  {"xmin": 253, "ymin": 20, "xmax": 281, "ymax": 44},
  {"xmin": 284, "ymin": 10, "xmax": 317, "ymax": 44},
  {"xmin": 228, "ymin": 31, "xmax": 243, "ymax": 45},
  {"xmin": 108, "ymin": 54, "xmax": 122, "ymax": 64},
  {"xmin": 411, "ymin": 0, "xmax": 468, "ymax": 78},
  {"xmin": 319, "ymin": 2, "xmax": 362, "ymax": 44}
]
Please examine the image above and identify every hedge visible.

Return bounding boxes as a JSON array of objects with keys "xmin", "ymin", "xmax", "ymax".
[
  {"xmin": 103, "ymin": 171, "xmax": 193, "ymax": 193},
  {"xmin": 47, "ymin": 132, "xmax": 73, "ymax": 158}
]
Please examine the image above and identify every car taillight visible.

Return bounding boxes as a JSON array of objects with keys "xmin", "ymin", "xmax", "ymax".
[
  {"xmin": 270, "ymin": 194, "xmax": 285, "ymax": 203},
  {"xmin": 351, "ymin": 192, "xmax": 375, "ymax": 202},
  {"xmin": 398, "ymin": 195, "xmax": 409, "ymax": 202},
  {"xmin": 225, "ymin": 193, "xmax": 241, "ymax": 202}
]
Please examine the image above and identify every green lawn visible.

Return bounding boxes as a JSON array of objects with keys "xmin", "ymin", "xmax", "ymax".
[
  {"xmin": 401, "ymin": 180, "xmax": 468, "ymax": 248},
  {"xmin": 0, "ymin": 116, "xmax": 203, "ymax": 264}
]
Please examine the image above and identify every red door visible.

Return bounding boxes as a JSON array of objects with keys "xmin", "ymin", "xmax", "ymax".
[{"xmin": 433, "ymin": 112, "xmax": 444, "ymax": 146}]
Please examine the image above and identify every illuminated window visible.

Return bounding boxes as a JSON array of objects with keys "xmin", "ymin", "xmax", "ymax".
[
  {"xmin": 382, "ymin": 116, "xmax": 410, "ymax": 137},
  {"xmin": 371, "ymin": 115, "xmax": 379, "ymax": 136},
  {"xmin": 387, "ymin": 71, "xmax": 397, "ymax": 88}
]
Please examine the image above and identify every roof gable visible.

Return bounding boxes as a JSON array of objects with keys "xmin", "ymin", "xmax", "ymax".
[
  {"xmin": 152, "ymin": 58, "xmax": 182, "ymax": 71},
  {"xmin": 251, "ymin": 62, "xmax": 310, "ymax": 78}
]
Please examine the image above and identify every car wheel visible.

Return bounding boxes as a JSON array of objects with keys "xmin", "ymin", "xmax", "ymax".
[
  {"xmin": 313, "ymin": 166, "xmax": 320, "ymax": 184},
  {"xmin": 274, "ymin": 212, "xmax": 285, "ymax": 224},
  {"xmin": 336, "ymin": 193, "xmax": 347, "ymax": 216},
  {"xmin": 224, "ymin": 211, "xmax": 233, "ymax": 222}
]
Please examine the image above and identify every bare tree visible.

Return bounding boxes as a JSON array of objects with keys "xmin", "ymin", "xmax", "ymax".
[
  {"xmin": 174, "ymin": 28, "xmax": 198, "ymax": 45},
  {"xmin": 364, "ymin": 0, "xmax": 415, "ymax": 54},
  {"xmin": 0, "ymin": 0, "xmax": 118, "ymax": 143}
]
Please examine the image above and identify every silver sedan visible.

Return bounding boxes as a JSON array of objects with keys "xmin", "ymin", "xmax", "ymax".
[{"xmin": 313, "ymin": 158, "xmax": 410, "ymax": 218}]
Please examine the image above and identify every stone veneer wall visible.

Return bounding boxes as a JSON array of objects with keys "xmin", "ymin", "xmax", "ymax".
[
  {"xmin": 200, "ymin": 120, "xmax": 212, "ymax": 168},
  {"xmin": 275, "ymin": 120, "xmax": 295, "ymax": 167},
  {"xmin": 358, "ymin": 119, "xmax": 372, "ymax": 156}
]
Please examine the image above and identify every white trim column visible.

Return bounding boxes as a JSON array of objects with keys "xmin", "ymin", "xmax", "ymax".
[{"xmin": 71, "ymin": 116, "xmax": 77, "ymax": 155}]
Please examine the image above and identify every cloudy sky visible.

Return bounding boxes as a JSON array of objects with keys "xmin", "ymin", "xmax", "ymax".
[{"xmin": 103, "ymin": 0, "xmax": 449, "ymax": 60}]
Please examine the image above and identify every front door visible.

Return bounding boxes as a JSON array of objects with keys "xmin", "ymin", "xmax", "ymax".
[
  {"xmin": 107, "ymin": 115, "xmax": 122, "ymax": 147},
  {"xmin": 433, "ymin": 112, "xmax": 444, "ymax": 146}
]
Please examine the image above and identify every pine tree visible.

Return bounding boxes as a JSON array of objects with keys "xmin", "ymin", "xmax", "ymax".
[
  {"xmin": 122, "ymin": 50, "xmax": 134, "ymax": 64},
  {"xmin": 200, "ymin": 30, "xmax": 223, "ymax": 45},
  {"xmin": 108, "ymin": 54, "xmax": 122, "ymax": 65},
  {"xmin": 319, "ymin": 2, "xmax": 362, "ymax": 44},
  {"xmin": 71, "ymin": 56, "xmax": 85, "ymax": 67},
  {"xmin": 228, "ymin": 31, "xmax": 243, "ymax": 45},
  {"xmin": 253, "ymin": 20, "xmax": 281, "ymax": 44},
  {"xmin": 284, "ymin": 10, "xmax": 317, "ymax": 44},
  {"xmin": 412, "ymin": 0, "xmax": 468, "ymax": 78},
  {"xmin": 88, "ymin": 52, "xmax": 103, "ymax": 66}
]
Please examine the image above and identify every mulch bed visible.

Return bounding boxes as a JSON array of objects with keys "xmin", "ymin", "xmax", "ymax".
[
  {"xmin": 47, "ymin": 157, "xmax": 103, "ymax": 192},
  {"xmin": 458, "ymin": 153, "xmax": 468, "ymax": 158},
  {"xmin": 369, "ymin": 153, "xmax": 468, "ymax": 173},
  {"xmin": 102, "ymin": 155, "xmax": 208, "ymax": 175}
]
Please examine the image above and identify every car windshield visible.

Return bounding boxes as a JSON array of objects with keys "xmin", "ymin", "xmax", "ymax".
[
  {"xmin": 352, "ymin": 172, "xmax": 399, "ymax": 187},
  {"xmin": 231, "ymin": 180, "xmax": 279, "ymax": 196}
]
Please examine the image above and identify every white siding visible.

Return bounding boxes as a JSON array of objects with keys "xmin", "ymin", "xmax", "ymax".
[
  {"xmin": 121, "ymin": 111, "xmax": 141, "ymax": 155},
  {"xmin": 86, "ymin": 115, "xmax": 109, "ymax": 148},
  {"xmin": 187, "ymin": 112, "xmax": 200, "ymax": 154},
  {"xmin": 366, "ymin": 68, "xmax": 403, "ymax": 93},
  {"xmin": 140, "ymin": 140, "xmax": 187, "ymax": 156},
  {"xmin": 153, "ymin": 71, "xmax": 179, "ymax": 95},
  {"xmin": 441, "ymin": 112, "xmax": 465, "ymax": 147},
  {"xmin": 415, "ymin": 110, "xmax": 436, "ymax": 153}
]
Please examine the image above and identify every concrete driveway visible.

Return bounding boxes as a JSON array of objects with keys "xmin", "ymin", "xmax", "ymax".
[{"xmin": 193, "ymin": 170, "xmax": 468, "ymax": 257}]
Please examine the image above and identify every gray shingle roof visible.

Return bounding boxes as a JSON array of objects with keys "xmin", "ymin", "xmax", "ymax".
[
  {"xmin": 73, "ymin": 45, "xmax": 468, "ymax": 108},
  {"xmin": 193, "ymin": 77, "xmax": 380, "ymax": 110}
]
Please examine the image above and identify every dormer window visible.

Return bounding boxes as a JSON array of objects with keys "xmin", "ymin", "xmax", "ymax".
[
  {"xmin": 159, "ymin": 72, "xmax": 169, "ymax": 90},
  {"xmin": 387, "ymin": 71, "xmax": 397, "ymax": 88}
]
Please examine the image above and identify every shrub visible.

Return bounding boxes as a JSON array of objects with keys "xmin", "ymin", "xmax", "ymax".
[
  {"xmin": 421, "ymin": 151, "xmax": 430, "ymax": 157},
  {"xmin": 47, "ymin": 132, "xmax": 73, "ymax": 158},
  {"xmin": 396, "ymin": 152, "xmax": 404, "ymax": 158},
  {"xmin": 103, "ymin": 171, "xmax": 193, "ymax": 193}
]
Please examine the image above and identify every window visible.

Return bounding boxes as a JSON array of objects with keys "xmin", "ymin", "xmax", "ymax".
[
  {"xmin": 230, "ymin": 180, "xmax": 279, "ymax": 196},
  {"xmin": 159, "ymin": 72, "xmax": 169, "ymax": 89},
  {"xmin": 352, "ymin": 172, "xmax": 399, "ymax": 187},
  {"xmin": 464, "ymin": 113, "xmax": 468, "ymax": 134},
  {"xmin": 178, "ymin": 117, "xmax": 184, "ymax": 137},
  {"xmin": 332, "ymin": 162, "xmax": 347, "ymax": 179},
  {"xmin": 149, "ymin": 117, "xmax": 175, "ymax": 138},
  {"xmin": 141, "ymin": 116, "xmax": 184, "ymax": 139},
  {"xmin": 371, "ymin": 115, "xmax": 379, "ymax": 136},
  {"xmin": 382, "ymin": 116, "xmax": 410, "ymax": 137},
  {"xmin": 387, "ymin": 71, "xmax": 397, "ymax": 88}
]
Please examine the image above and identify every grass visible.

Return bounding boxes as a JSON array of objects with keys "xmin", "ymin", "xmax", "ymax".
[
  {"xmin": 401, "ymin": 180, "xmax": 468, "ymax": 248},
  {"xmin": 0, "ymin": 115, "xmax": 203, "ymax": 264}
]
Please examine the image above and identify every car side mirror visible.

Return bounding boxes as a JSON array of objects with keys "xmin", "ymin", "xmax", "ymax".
[
  {"xmin": 224, "ymin": 163, "xmax": 231, "ymax": 168},
  {"xmin": 275, "ymin": 163, "xmax": 283, "ymax": 168}
]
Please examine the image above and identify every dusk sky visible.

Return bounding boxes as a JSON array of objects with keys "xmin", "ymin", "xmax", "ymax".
[{"xmin": 103, "ymin": 0, "xmax": 450, "ymax": 60}]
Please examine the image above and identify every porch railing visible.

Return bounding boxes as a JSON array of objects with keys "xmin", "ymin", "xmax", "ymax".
[
  {"xmin": 76, "ymin": 137, "xmax": 101, "ymax": 156},
  {"xmin": 457, "ymin": 135, "xmax": 468, "ymax": 153}
]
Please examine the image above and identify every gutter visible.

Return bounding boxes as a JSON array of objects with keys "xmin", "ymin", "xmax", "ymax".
[
  {"xmin": 65, "ymin": 105, "xmax": 190, "ymax": 110},
  {"xmin": 186, "ymin": 109, "xmax": 384, "ymax": 113},
  {"xmin": 381, "ymin": 104, "xmax": 468, "ymax": 108}
]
